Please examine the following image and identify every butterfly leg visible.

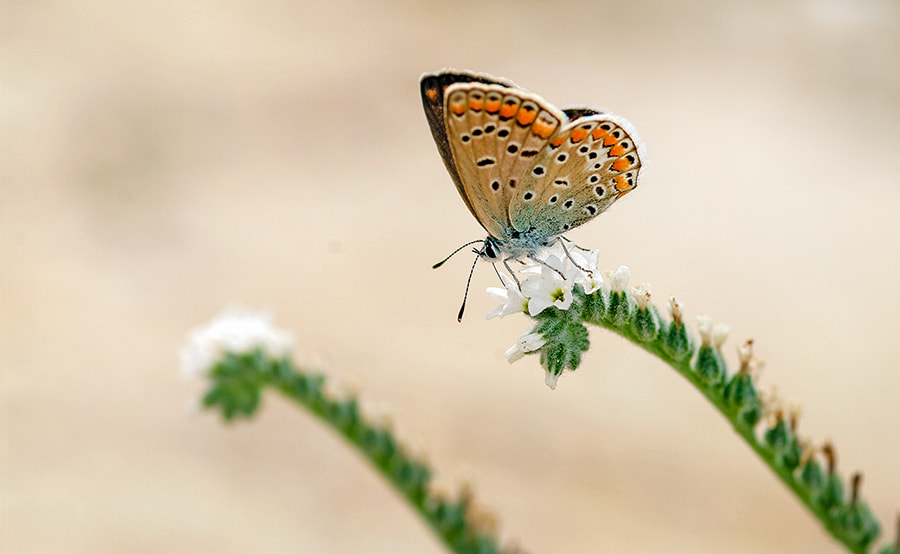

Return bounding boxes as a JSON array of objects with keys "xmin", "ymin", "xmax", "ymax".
[
  {"xmin": 526, "ymin": 255, "xmax": 567, "ymax": 280},
  {"xmin": 501, "ymin": 257, "xmax": 522, "ymax": 289},
  {"xmin": 557, "ymin": 238, "xmax": 595, "ymax": 278},
  {"xmin": 560, "ymin": 235, "xmax": 592, "ymax": 253}
]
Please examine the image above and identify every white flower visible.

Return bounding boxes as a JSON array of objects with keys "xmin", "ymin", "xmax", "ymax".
[
  {"xmin": 486, "ymin": 272, "xmax": 528, "ymax": 319},
  {"xmin": 520, "ymin": 255, "xmax": 574, "ymax": 315},
  {"xmin": 668, "ymin": 296, "xmax": 683, "ymax": 323},
  {"xmin": 544, "ymin": 369, "xmax": 561, "ymax": 390},
  {"xmin": 631, "ymin": 283, "xmax": 652, "ymax": 309},
  {"xmin": 697, "ymin": 315, "xmax": 713, "ymax": 345},
  {"xmin": 504, "ymin": 331, "xmax": 547, "ymax": 363},
  {"xmin": 565, "ymin": 248, "xmax": 603, "ymax": 294},
  {"xmin": 568, "ymin": 247, "xmax": 600, "ymax": 273},
  {"xmin": 179, "ymin": 306, "xmax": 293, "ymax": 378},
  {"xmin": 607, "ymin": 265, "xmax": 631, "ymax": 292},
  {"xmin": 712, "ymin": 323, "xmax": 729, "ymax": 350}
]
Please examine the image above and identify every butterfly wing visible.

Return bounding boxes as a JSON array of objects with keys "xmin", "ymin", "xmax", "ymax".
[
  {"xmin": 508, "ymin": 112, "xmax": 645, "ymax": 236},
  {"xmin": 420, "ymin": 71, "xmax": 517, "ymax": 233},
  {"xmin": 435, "ymin": 83, "xmax": 568, "ymax": 241}
]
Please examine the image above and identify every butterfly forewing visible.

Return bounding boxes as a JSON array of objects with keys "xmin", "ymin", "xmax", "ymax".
[
  {"xmin": 420, "ymin": 72, "xmax": 518, "ymax": 230},
  {"xmin": 443, "ymin": 82, "xmax": 564, "ymax": 240}
]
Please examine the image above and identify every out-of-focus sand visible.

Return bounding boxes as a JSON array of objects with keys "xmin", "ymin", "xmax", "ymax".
[{"xmin": 3, "ymin": 1, "xmax": 899, "ymax": 552}]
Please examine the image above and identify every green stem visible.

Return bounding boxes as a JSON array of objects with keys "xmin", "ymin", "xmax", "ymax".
[
  {"xmin": 554, "ymin": 289, "xmax": 883, "ymax": 553},
  {"xmin": 202, "ymin": 352, "xmax": 503, "ymax": 554}
]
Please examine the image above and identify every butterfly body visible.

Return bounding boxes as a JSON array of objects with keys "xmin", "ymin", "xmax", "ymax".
[{"xmin": 421, "ymin": 70, "xmax": 646, "ymax": 264}]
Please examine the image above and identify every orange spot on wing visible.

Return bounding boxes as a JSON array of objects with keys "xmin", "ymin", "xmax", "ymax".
[
  {"xmin": 516, "ymin": 107, "xmax": 537, "ymax": 126},
  {"xmin": 485, "ymin": 98, "xmax": 501, "ymax": 114},
  {"xmin": 570, "ymin": 128, "xmax": 588, "ymax": 143},
  {"xmin": 499, "ymin": 102, "xmax": 518, "ymax": 119},
  {"xmin": 592, "ymin": 127, "xmax": 609, "ymax": 140},
  {"xmin": 424, "ymin": 88, "xmax": 438, "ymax": 101},
  {"xmin": 550, "ymin": 135, "xmax": 567, "ymax": 147},
  {"xmin": 614, "ymin": 176, "xmax": 633, "ymax": 191},
  {"xmin": 450, "ymin": 100, "xmax": 467, "ymax": 116},
  {"xmin": 609, "ymin": 143, "xmax": 626, "ymax": 157},
  {"xmin": 532, "ymin": 116, "xmax": 557, "ymax": 138},
  {"xmin": 468, "ymin": 97, "xmax": 484, "ymax": 111},
  {"xmin": 611, "ymin": 157, "xmax": 630, "ymax": 172},
  {"xmin": 603, "ymin": 134, "xmax": 618, "ymax": 146}
]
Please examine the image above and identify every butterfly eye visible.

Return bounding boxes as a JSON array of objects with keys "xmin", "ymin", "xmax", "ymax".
[
  {"xmin": 579, "ymin": 145, "xmax": 589, "ymax": 154},
  {"xmin": 472, "ymin": 127, "xmax": 483, "ymax": 137},
  {"xmin": 491, "ymin": 180, "xmax": 501, "ymax": 192},
  {"xmin": 506, "ymin": 143, "xmax": 519, "ymax": 154},
  {"xmin": 484, "ymin": 124, "xmax": 496, "ymax": 134},
  {"xmin": 553, "ymin": 178, "xmax": 568, "ymax": 187},
  {"xmin": 563, "ymin": 199, "xmax": 575, "ymax": 210},
  {"xmin": 549, "ymin": 195, "xmax": 559, "ymax": 204},
  {"xmin": 584, "ymin": 205, "xmax": 598, "ymax": 216},
  {"xmin": 476, "ymin": 157, "xmax": 496, "ymax": 167},
  {"xmin": 531, "ymin": 165, "xmax": 546, "ymax": 176},
  {"xmin": 594, "ymin": 186, "xmax": 605, "ymax": 198},
  {"xmin": 461, "ymin": 134, "xmax": 471, "ymax": 143},
  {"xmin": 589, "ymin": 174, "xmax": 600, "ymax": 184},
  {"xmin": 588, "ymin": 151, "xmax": 598, "ymax": 160},
  {"xmin": 497, "ymin": 128, "xmax": 510, "ymax": 138},
  {"xmin": 523, "ymin": 191, "xmax": 535, "ymax": 201},
  {"xmin": 555, "ymin": 153, "xmax": 568, "ymax": 163}
]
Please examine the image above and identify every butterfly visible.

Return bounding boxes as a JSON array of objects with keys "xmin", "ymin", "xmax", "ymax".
[{"xmin": 420, "ymin": 69, "xmax": 646, "ymax": 318}]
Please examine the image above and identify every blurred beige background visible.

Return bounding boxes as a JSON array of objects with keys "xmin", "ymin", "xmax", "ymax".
[{"xmin": 3, "ymin": 0, "xmax": 899, "ymax": 552}]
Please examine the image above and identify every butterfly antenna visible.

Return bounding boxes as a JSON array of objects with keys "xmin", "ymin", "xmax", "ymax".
[
  {"xmin": 456, "ymin": 253, "xmax": 480, "ymax": 322},
  {"xmin": 433, "ymin": 240, "xmax": 484, "ymax": 269}
]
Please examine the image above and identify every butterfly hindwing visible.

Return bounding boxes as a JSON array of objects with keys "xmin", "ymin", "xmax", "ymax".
[{"xmin": 509, "ymin": 113, "xmax": 644, "ymax": 236}]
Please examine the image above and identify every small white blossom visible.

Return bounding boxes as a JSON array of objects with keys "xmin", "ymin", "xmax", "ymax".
[
  {"xmin": 179, "ymin": 306, "xmax": 293, "ymax": 378},
  {"xmin": 631, "ymin": 283, "xmax": 652, "ymax": 309},
  {"xmin": 668, "ymin": 296, "xmax": 683, "ymax": 323},
  {"xmin": 571, "ymin": 268, "xmax": 603, "ymax": 294},
  {"xmin": 566, "ymin": 248, "xmax": 603, "ymax": 293},
  {"xmin": 607, "ymin": 265, "xmax": 631, "ymax": 292},
  {"xmin": 486, "ymin": 272, "xmax": 528, "ymax": 319},
  {"xmin": 562, "ymin": 250, "xmax": 601, "ymax": 294},
  {"xmin": 520, "ymin": 255, "xmax": 574, "ymax": 315},
  {"xmin": 738, "ymin": 339, "xmax": 764, "ymax": 379},
  {"xmin": 568, "ymin": 247, "xmax": 600, "ymax": 273},
  {"xmin": 712, "ymin": 323, "xmax": 729, "ymax": 350},
  {"xmin": 544, "ymin": 369, "xmax": 561, "ymax": 390},
  {"xmin": 504, "ymin": 331, "xmax": 547, "ymax": 363},
  {"xmin": 697, "ymin": 315, "xmax": 713, "ymax": 346}
]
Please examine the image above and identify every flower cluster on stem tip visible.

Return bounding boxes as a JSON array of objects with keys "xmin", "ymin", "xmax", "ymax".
[
  {"xmin": 179, "ymin": 306, "xmax": 293, "ymax": 378},
  {"xmin": 182, "ymin": 308, "xmax": 513, "ymax": 553}
]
